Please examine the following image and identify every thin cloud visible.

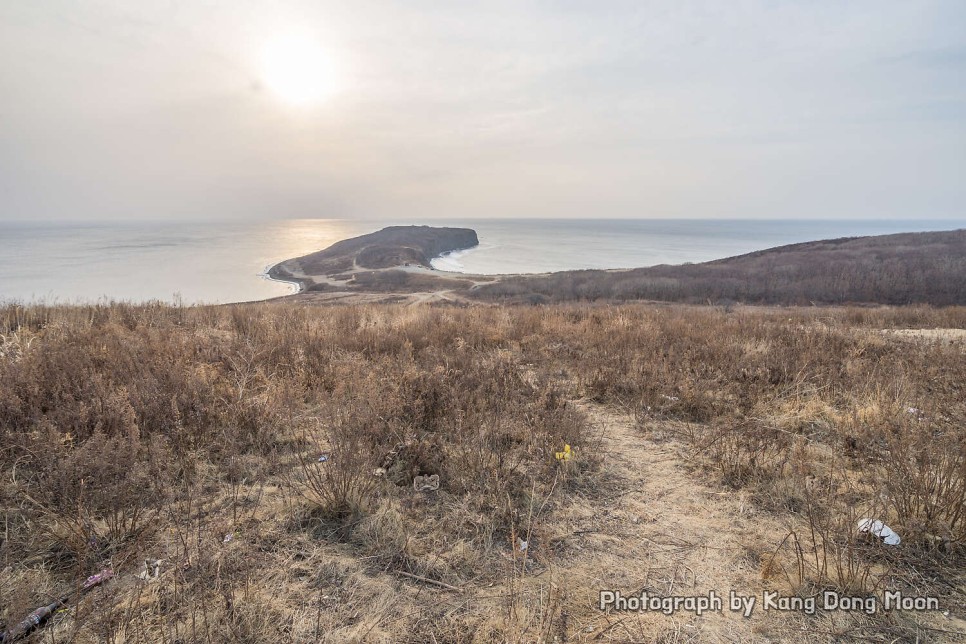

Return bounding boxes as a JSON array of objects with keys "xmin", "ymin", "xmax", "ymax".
[{"xmin": 1, "ymin": 0, "xmax": 964, "ymax": 221}]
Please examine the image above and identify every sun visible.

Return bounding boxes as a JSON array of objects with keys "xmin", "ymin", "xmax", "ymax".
[{"xmin": 259, "ymin": 35, "xmax": 338, "ymax": 107}]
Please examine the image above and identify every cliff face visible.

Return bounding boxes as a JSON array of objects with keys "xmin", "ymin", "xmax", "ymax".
[{"xmin": 297, "ymin": 226, "xmax": 479, "ymax": 273}]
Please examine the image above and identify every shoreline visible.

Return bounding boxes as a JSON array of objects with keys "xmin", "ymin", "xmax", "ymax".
[
  {"xmin": 264, "ymin": 226, "xmax": 485, "ymax": 301},
  {"xmin": 429, "ymin": 243, "xmax": 481, "ymax": 272},
  {"xmin": 264, "ymin": 261, "xmax": 308, "ymax": 294},
  {"xmin": 265, "ymin": 226, "xmax": 966, "ymax": 307},
  {"xmin": 4, "ymin": 221, "xmax": 966, "ymax": 307}
]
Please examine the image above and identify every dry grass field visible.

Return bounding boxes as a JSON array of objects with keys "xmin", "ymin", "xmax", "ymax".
[{"xmin": 1, "ymin": 302, "xmax": 964, "ymax": 642}]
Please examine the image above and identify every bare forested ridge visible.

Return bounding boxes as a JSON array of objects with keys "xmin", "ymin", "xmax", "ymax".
[{"xmin": 473, "ymin": 229, "xmax": 966, "ymax": 305}]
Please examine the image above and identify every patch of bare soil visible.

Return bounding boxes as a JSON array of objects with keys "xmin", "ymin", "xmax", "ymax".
[
  {"xmin": 225, "ymin": 402, "xmax": 804, "ymax": 642},
  {"xmin": 526, "ymin": 403, "xmax": 798, "ymax": 642},
  {"xmin": 530, "ymin": 403, "xmax": 966, "ymax": 643},
  {"xmin": 882, "ymin": 328, "xmax": 966, "ymax": 345}
]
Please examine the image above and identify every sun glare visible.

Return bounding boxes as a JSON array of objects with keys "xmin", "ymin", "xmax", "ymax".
[{"xmin": 259, "ymin": 35, "xmax": 338, "ymax": 107}]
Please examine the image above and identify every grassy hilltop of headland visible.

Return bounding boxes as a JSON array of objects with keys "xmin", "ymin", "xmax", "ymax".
[
  {"xmin": 273, "ymin": 226, "xmax": 966, "ymax": 306},
  {"xmin": 269, "ymin": 225, "xmax": 480, "ymax": 294},
  {"xmin": 1, "ymin": 302, "xmax": 964, "ymax": 641}
]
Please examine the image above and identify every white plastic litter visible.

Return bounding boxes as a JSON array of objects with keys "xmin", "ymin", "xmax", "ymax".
[
  {"xmin": 413, "ymin": 474, "xmax": 440, "ymax": 492},
  {"xmin": 857, "ymin": 519, "xmax": 901, "ymax": 545},
  {"xmin": 136, "ymin": 559, "xmax": 162, "ymax": 581}
]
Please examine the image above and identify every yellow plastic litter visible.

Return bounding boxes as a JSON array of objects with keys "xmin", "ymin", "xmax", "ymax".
[{"xmin": 554, "ymin": 444, "xmax": 573, "ymax": 461}]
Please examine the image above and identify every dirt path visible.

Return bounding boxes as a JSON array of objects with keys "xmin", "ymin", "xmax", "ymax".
[
  {"xmin": 881, "ymin": 328, "xmax": 966, "ymax": 347},
  {"xmin": 406, "ymin": 290, "xmax": 460, "ymax": 305},
  {"xmin": 539, "ymin": 402, "xmax": 798, "ymax": 642}
]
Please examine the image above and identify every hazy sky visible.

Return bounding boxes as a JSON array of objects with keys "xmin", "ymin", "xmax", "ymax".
[{"xmin": 2, "ymin": 1, "xmax": 964, "ymax": 221}]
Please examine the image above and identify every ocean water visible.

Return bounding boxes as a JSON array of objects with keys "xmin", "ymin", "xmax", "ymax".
[
  {"xmin": 429, "ymin": 219, "xmax": 966, "ymax": 274},
  {"xmin": 0, "ymin": 219, "xmax": 375, "ymax": 305},
  {"xmin": 0, "ymin": 218, "xmax": 962, "ymax": 305}
]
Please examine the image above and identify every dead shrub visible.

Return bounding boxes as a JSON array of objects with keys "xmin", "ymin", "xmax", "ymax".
[
  {"xmin": 297, "ymin": 411, "xmax": 382, "ymax": 523},
  {"xmin": 20, "ymin": 427, "xmax": 171, "ymax": 569},
  {"xmin": 696, "ymin": 420, "xmax": 794, "ymax": 487},
  {"xmin": 766, "ymin": 483, "xmax": 889, "ymax": 595},
  {"xmin": 881, "ymin": 429, "xmax": 966, "ymax": 550}
]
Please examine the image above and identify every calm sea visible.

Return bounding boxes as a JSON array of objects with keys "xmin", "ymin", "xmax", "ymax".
[{"xmin": 0, "ymin": 219, "xmax": 962, "ymax": 305}]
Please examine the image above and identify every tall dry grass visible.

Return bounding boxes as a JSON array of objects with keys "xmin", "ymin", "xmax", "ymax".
[
  {"xmin": 0, "ymin": 301, "xmax": 963, "ymax": 640},
  {"xmin": 0, "ymin": 302, "xmax": 588, "ymax": 641}
]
